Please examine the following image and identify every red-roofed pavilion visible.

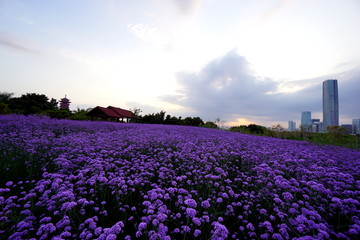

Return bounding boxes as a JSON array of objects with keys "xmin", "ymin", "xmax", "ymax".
[{"xmin": 86, "ymin": 106, "xmax": 135, "ymax": 122}]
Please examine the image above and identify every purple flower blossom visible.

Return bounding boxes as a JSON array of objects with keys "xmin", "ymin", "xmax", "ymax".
[
  {"xmin": 194, "ymin": 229, "xmax": 202, "ymax": 237},
  {"xmin": 184, "ymin": 198, "xmax": 197, "ymax": 208},
  {"xmin": 201, "ymin": 200, "xmax": 211, "ymax": 208},
  {"xmin": 181, "ymin": 225, "xmax": 191, "ymax": 233},
  {"xmin": 246, "ymin": 222, "xmax": 255, "ymax": 231},
  {"xmin": 211, "ymin": 221, "xmax": 229, "ymax": 239},
  {"xmin": 110, "ymin": 222, "xmax": 123, "ymax": 234},
  {"xmin": 272, "ymin": 233, "xmax": 284, "ymax": 240},
  {"xmin": 61, "ymin": 201, "xmax": 77, "ymax": 212},
  {"xmin": 282, "ymin": 192, "xmax": 293, "ymax": 201},
  {"xmin": 5, "ymin": 181, "xmax": 13, "ymax": 187},
  {"xmin": 192, "ymin": 217, "xmax": 202, "ymax": 226},
  {"xmin": 157, "ymin": 213, "xmax": 167, "ymax": 222},
  {"xmin": 94, "ymin": 227, "xmax": 103, "ymax": 236},
  {"xmin": 106, "ymin": 234, "xmax": 117, "ymax": 240},
  {"xmin": 185, "ymin": 208, "xmax": 197, "ymax": 218}
]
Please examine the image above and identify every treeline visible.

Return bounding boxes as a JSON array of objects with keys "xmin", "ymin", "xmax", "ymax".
[
  {"xmin": 229, "ymin": 124, "xmax": 270, "ymax": 135},
  {"xmin": 132, "ymin": 110, "xmax": 218, "ymax": 128},
  {"xmin": 0, "ymin": 92, "xmax": 219, "ymax": 128},
  {"xmin": 0, "ymin": 92, "xmax": 91, "ymax": 120},
  {"xmin": 0, "ymin": 92, "xmax": 57, "ymax": 115}
]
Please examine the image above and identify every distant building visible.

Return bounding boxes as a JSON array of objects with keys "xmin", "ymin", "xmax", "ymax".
[
  {"xmin": 59, "ymin": 95, "xmax": 71, "ymax": 110},
  {"xmin": 323, "ymin": 79, "xmax": 339, "ymax": 130},
  {"xmin": 312, "ymin": 119, "xmax": 320, "ymax": 124},
  {"xmin": 341, "ymin": 124, "xmax": 352, "ymax": 134},
  {"xmin": 288, "ymin": 121, "xmax": 296, "ymax": 132},
  {"xmin": 353, "ymin": 119, "xmax": 360, "ymax": 134},
  {"xmin": 301, "ymin": 111, "xmax": 312, "ymax": 131},
  {"xmin": 311, "ymin": 119, "xmax": 321, "ymax": 132}
]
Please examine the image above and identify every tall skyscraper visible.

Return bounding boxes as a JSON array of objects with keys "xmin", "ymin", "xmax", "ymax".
[
  {"xmin": 323, "ymin": 79, "xmax": 339, "ymax": 129},
  {"xmin": 288, "ymin": 121, "xmax": 296, "ymax": 132},
  {"xmin": 301, "ymin": 111, "xmax": 312, "ymax": 131}
]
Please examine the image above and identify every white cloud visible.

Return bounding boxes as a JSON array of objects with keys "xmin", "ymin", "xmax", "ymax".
[{"xmin": 127, "ymin": 23, "xmax": 172, "ymax": 49}]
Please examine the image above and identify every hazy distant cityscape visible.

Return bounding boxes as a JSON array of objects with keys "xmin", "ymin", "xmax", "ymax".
[{"xmin": 288, "ymin": 79, "xmax": 360, "ymax": 134}]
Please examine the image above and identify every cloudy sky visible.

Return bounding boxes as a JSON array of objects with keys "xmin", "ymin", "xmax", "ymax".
[{"xmin": 1, "ymin": 0, "xmax": 359, "ymax": 127}]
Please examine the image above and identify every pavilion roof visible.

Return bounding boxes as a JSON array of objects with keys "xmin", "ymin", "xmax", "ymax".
[
  {"xmin": 87, "ymin": 106, "xmax": 135, "ymax": 119},
  {"xmin": 107, "ymin": 106, "xmax": 135, "ymax": 118}
]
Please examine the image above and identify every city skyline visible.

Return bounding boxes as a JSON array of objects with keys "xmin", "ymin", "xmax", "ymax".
[{"xmin": 1, "ymin": 1, "xmax": 360, "ymax": 127}]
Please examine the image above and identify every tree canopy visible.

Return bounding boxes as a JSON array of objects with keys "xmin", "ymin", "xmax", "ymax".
[{"xmin": 5, "ymin": 93, "xmax": 57, "ymax": 115}]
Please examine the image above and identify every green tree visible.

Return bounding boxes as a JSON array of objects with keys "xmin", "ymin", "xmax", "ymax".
[
  {"xmin": 0, "ymin": 92, "xmax": 14, "ymax": 103},
  {"xmin": 271, "ymin": 124, "xmax": 286, "ymax": 138},
  {"xmin": 70, "ymin": 108, "xmax": 92, "ymax": 120},
  {"xmin": 229, "ymin": 124, "xmax": 268, "ymax": 135},
  {"xmin": 164, "ymin": 114, "xmax": 181, "ymax": 125},
  {"xmin": 140, "ymin": 110, "xmax": 166, "ymax": 124},
  {"xmin": 0, "ymin": 92, "xmax": 13, "ymax": 114},
  {"xmin": 0, "ymin": 103, "xmax": 8, "ymax": 114},
  {"xmin": 47, "ymin": 109, "xmax": 71, "ymax": 119},
  {"xmin": 183, "ymin": 117, "xmax": 204, "ymax": 126},
  {"xmin": 247, "ymin": 124, "xmax": 267, "ymax": 135},
  {"xmin": 132, "ymin": 108, "xmax": 142, "ymax": 116},
  {"xmin": 204, "ymin": 121, "xmax": 219, "ymax": 129},
  {"xmin": 9, "ymin": 93, "xmax": 58, "ymax": 115},
  {"xmin": 326, "ymin": 126, "xmax": 347, "ymax": 144}
]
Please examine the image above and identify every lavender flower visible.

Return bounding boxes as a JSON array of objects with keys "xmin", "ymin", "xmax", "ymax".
[
  {"xmin": 184, "ymin": 198, "xmax": 197, "ymax": 208},
  {"xmin": 185, "ymin": 208, "xmax": 197, "ymax": 218},
  {"xmin": 194, "ymin": 229, "xmax": 202, "ymax": 237},
  {"xmin": 201, "ymin": 200, "xmax": 211, "ymax": 208},
  {"xmin": 211, "ymin": 221, "xmax": 229, "ymax": 239}
]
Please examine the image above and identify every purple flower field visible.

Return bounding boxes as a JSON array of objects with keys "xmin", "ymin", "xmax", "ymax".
[{"xmin": 1, "ymin": 115, "xmax": 360, "ymax": 240}]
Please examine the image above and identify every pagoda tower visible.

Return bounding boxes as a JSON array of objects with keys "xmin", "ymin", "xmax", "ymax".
[{"xmin": 59, "ymin": 95, "xmax": 71, "ymax": 110}]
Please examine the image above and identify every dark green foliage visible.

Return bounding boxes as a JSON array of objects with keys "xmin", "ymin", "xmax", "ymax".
[
  {"xmin": 47, "ymin": 109, "xmax": 72, "ymax": 119},
  {"xmin": 0, "ymin": 103, "xmax": 8, "ymax": 114},
  {"xmin": 0, "ymin": 92, "xmax": 14, "ymax": 114},
  {"xmin": 229, "ymin": 124, "xmax": 268, "ymax": 135},
  {"xmin": 47, "ymin": 108, "xmax": 93, "ymax": 120},
  {"xmin": 164, "ymin": 114, "xmax": 182, "ymax": 125},
  {"xmin": 183, "ymin": 116, "xmax": 204, "ymax": 126},
  {"xmin": 203, "ymin": 121, "xmax": 219, "ymax": 129},
  {"xmin": 0, "ymin": 92, "xmax": 14, "ymax": 103},
  {"xmin": 70, "ymin": 108, "xmax": 92, "ymax": 120},
  {"xmin": 137, "ymin": 110, "xmax": 166, "ymax": 124},
  {"xmin": 136, "ymin": 110, "xmax": 206, "ymax": 127},
  {"xmin": 8, "ymin": 93, "xmax": 58, "ymax": 115}
]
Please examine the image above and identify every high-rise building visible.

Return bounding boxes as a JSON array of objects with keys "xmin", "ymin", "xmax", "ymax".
[
  {"xmin": 323, "ymin": 79, "xmax": 339, "ymax": 129},
  {"xmin": 311, "ymin": 119, "xmax": 320, "ymax": 132},
  {"xmin": 301, "ymin": 111, "xmax": 312, "ymax": 131},
  {"xmin": 353, "ymin": 119, "xmax": 360, "ymax": 134},
  {"xmin": 288, "ymin": 121, "xmax": 296, "ymax": 132}
]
